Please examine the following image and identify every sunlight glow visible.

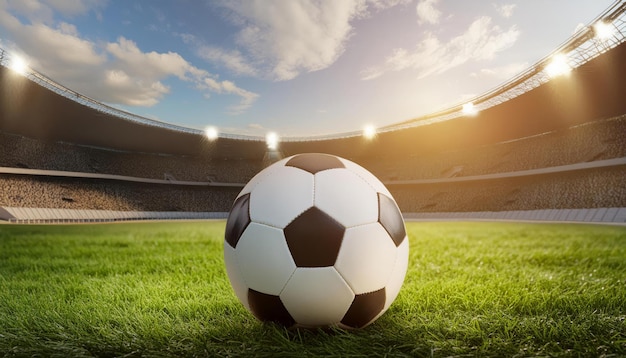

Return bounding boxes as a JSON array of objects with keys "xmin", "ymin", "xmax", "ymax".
[
  {"xmin": 462, "ymin": 102, "xmax": 478, "ymax": 116},
  {"xmin": 9, "ymin": 54, "xmax": 28, "ymax": 75},
  {"xmin": 363, "ymin": 125, "xmax": 377, "ymax": 139},
  {"xmin": 266, "ymin": 132, "xmax": 279, "ymax": 150},
  {"xmin": 204, "ymin": 126, "xmax": 219, "ymax": 141},
  {"xmin": 593, "ymin": 21, "xmax": 614, "ymax": 41},
  {"xmin": 545, "ymin": 54, "xmax": 571, "ymax": 78}
]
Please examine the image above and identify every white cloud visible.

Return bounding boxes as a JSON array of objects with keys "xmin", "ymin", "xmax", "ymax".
[
  {"xmin": 193, "ymin": 0, "xmax": 411, "ymax": 81},
  {"xmin": 220, "ymin": 80, "xmax": 259, "ymax": 114},
  {"xmin": 196, "ymin": 45, "xmax": 258, "ymax": 77},
  {"xmin": 0, "ymin": 0, "xmax": 104, "ymax": 23},
  {"xmin": 57, "ymin": 21, "xmax": 78, "ymax": 35},
  {"xmin": 102, "ymin": 69, "xmax": 169, "ymax": 107},
  {"xmin": 103, "ymin": 37, "xmax": 259, "ymax": 111},
  {"xmin": 178, "ymin": 31, "xmax": 257, "ymax": 77},
  {"xmin": 197, "ymin": 77, "xmax": 259, "ymax": 114},
  {"xmin": 0, "ymin": 3, "xmax": 258, "ymax": 112},
  {"xmin": 494, "ymin": 3, "xmax": 516, "ymax": 18},
  {"xmin": 367, "ymin": 0, "xmax": 411, "ymax": 11},
  {"xmin": 214, "ymin": 0, "xmax": 366, "ymax": 81},
  {"xmin": 0, "ymin": 0, "xmax": 54, "ymax": 23},
  {"xmin": 106, "ymin": 37, "xmax": 192, "ymax": 81},
  {"xmin": 361, "ymin": 16, "xmax": 520, "ymax": 80},
  {"xmin": 44, "ymin": 0, "xmax": 105, "ymax": 17},
  {"xmin": 416, "ymin": 0, "xmax": 441, "ymax": 25},
  {"xmin": 0, "ymin": 11, "xmax": 106, "ymax": 69},
  {"xmin": 178, "ymin": 32, "xmax": 196, "ymax": 45}
]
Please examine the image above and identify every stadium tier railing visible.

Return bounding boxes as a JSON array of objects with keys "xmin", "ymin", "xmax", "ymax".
[
  {"xmin": 3, "ymin": 156, "xmax": 624, "ymax": 188},
  {"xmin": 383, "ymin": 157, "xmax": 626, "ymax": 185},
  {"xmin": 0, "ymin": 166, "xmax": 246, "ymax": 187}
]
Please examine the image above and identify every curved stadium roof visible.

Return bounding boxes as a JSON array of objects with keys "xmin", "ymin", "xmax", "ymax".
[{"xmin": 0, "ymin": 1, "xmax": 625, "ymax": 159}]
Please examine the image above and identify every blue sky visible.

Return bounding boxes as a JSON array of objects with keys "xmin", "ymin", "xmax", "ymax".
[{"xmin": 0, "ymin": 0, "xmax": 616, "ymax": 137}]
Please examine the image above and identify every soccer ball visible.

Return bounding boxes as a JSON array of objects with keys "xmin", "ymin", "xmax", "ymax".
[{"xmin": 223, "ymin": 153, "xmax": 409, "ymax": 329}]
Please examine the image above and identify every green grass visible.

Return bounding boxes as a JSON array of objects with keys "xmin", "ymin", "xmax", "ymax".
[{"xmin": 0, "ymin": 221, "xmax": 624, "ymax": 357}]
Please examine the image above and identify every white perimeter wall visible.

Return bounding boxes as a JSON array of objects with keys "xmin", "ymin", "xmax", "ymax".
[
  {"xmin": 405, "ymin": 207, "xmax": 626, "ymax": 225},
  {"xmin": 1, "ymin": 206, "xmax": 625, "ymax": 225},
  {"xmin": 1, "ymin": 207, "xmax": 228, "ymax": 223}
]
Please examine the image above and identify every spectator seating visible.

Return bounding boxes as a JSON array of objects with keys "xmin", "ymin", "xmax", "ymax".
[{"xmin": 0, "ymin": 116, "xmax": 624, "ymax": 222}]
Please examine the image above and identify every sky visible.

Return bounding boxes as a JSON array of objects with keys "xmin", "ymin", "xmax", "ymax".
[{"xmin": 0, "ymin": 0, "xmax": 617, "ymax": 138}]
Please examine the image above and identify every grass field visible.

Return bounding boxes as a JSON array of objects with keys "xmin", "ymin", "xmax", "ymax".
[{"xmin": 0, "ymin": 221, "xmax": 624, "ymax": 357}]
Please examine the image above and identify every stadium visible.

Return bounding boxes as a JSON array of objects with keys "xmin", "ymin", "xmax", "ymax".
[
  {"xmin": 1, "ymin": 4, "xmax": 626, "ymax": 224},
  {"xmin": 0, "ymin": 1, "xmax": 625, "ymax": 357}
]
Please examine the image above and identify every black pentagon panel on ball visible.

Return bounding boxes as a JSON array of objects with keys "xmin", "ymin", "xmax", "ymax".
[
  {"xmin": 248, "ymin": 289, "xmax": 295, "ymax": 327},
  {"xmin": 224, "ymin": 193, "xmax": 251, "ymax": 248},
  {"xmin": 284, "ymin": 207, "xmax": 346, "ymax": 267},
  {"xmin": 378, "ymin": 193, "xmax": 406, "ymax": 247},
  {"xmin": 285, "ymin": 153, "xmax": 345, "ymax": 174},
  {"xmin": 341, "ymin": 288, "xmax": 386, "ymax": 329}
]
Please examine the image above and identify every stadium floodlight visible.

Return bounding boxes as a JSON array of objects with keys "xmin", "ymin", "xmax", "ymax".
[
  {"xmin": 593, "ymin": 21, "xmax": 614, "ymax": 41},
  {"xmin": 363, "ymin": 125, "xmax": 377, "ymax": 139},
  {"xmin": 205, "ymin": 126, "xmax": 219, "ymax": 141},
  {"xmin": 545, "ymin": 54, "xmax": 571, "ymax": 78},
  {"xmin": 462, "ymin": 102, "xmax": 478, "ymax": 116},
  {"xmin": 9, "ymin": 54, "xmax": 28, "ymax": 75},
  {"xmin": 266, "ymin": 132, "xmax": 279, "ymax": 150}
]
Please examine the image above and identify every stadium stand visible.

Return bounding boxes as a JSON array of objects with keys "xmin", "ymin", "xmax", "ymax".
[
  {"xmin": 358, "ymin": 115, "xmax": 626, "ymax": 181},
  {"xmin": 0, "ymin": 132, "xmax": 262, "ymax": 183},
  {"xmin": 1, "ymin": 5, "xmax": 625, "ymax": 224},
  {"xmin": 2, "ymin": 114, "xmax": 624, "ymax": 185},
  {"xmin": 0, "ymin": 174, "xmax": 239, "ymax": 212},
  {"xmin": 390, "ymin": 165, "xmax": 626, "ymax": 213}
]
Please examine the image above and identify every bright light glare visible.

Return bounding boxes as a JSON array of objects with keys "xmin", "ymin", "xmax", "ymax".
[
  {"xmin": 204, "ymin": 126, "xmax": 219, "ymax": 140},
  {"xmin": 545, "ymin": 54, "xmax": 571, "ymax": 78},
  {"xmin": 593, "ymin": 21, "xmax": 614, "ymax": 41},
  {"xmin": 363, "ymin": 125, "xmax": 377, "ymax": 139},
  {"xmin": 9, "ymin": 55, "xmax": 28, "ymax": 75},
  {"xmin": 462, "ymin": 102, "xmax": 478, "ymax": 116},
  {"xmin": 266, "ymin": 132, "xmax": 279, "ymax": 150}
]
